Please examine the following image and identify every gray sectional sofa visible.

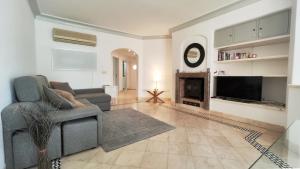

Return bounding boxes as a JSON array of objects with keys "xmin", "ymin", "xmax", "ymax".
[{"xmin": 1, "ymin": 75, "xmax": 111, "ymax": 169}]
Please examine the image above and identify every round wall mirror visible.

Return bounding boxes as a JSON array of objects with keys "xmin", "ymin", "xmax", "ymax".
[{"xmin": 184, "ymin": 43, "xmax": 205, "ymax": 68}]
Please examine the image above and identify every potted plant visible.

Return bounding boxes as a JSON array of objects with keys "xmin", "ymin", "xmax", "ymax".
[{"xmin": 19, "ymin": 103, "xmax": 55, "ymax": 169}]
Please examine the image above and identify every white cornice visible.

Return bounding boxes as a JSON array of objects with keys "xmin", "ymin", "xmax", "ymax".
[
  {"xmin": 169, "ymin": 0, "xmax": 262, "ymax": 33},
  {"xmin": 37, "ymin": 14, "xmax": 144, "ymax": 39},
  {"xmin": 142, "ymin": 35, "xmax": 171, "ymax": 40},
  {"xmin": 27, "ymin": 0, "xmax": 40, "ymax": 16}
]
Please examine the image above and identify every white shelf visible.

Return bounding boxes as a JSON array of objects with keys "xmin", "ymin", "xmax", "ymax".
[
  {"xmin": 211, "ymin": 98, "xmax": 286, "ymax": 111},
  {"xmin": 216, "ymin": 35, "xmax": 290, "ymax": 50},
  {"xmin": 215, "ymin": 55, "xmax": 288, "ymax": 64},
  {"xmin": 213, "ymin": 75, "xmax": 288, "ymax": 78}
]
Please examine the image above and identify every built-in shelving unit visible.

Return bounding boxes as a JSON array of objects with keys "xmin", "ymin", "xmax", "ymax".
[
  {"xmin": 212, "ymin": 10, "xmax": 291, "ymax": 126},
  {"xmin": 215, "ymin": 54, "xmax": 288, "ymax": 63},
  {"xmin": 216, "ymin": 35, "xmax": 290, "ymax": 51}
]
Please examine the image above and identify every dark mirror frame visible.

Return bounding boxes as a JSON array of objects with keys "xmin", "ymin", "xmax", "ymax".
[{"xmin": 184, "ymin": 43, "xmax": 205, "ymax": 68}]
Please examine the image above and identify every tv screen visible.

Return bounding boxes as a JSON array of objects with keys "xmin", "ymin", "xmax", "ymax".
[{"xmin": 216, "ymin": 76, "xmax": 262, "ymax": 101}]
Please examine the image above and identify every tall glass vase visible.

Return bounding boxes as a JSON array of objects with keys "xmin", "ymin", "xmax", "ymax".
[{"xmin": 38, "ymin": 149, "xmax": 51, "ymax": 169}]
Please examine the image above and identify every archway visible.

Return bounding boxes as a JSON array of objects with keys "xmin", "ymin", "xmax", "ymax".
[{"xmin": 111, "ymin": 48, "xmax": 138, "ymax": 104}]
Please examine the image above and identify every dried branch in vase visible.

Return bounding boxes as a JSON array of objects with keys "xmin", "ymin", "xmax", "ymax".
[{"xmin": 18, "ymin": 102, "xmax": 56, "ymax": 169}]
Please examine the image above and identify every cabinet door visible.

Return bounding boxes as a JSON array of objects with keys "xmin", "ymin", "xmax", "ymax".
[
  {"xmin": 258, "ymin": 10, "xmax": 290, "ymax": 39},
  {"xmin": 214, "ymin": 27, "xmax": 233, "ymax": 47},
  {"xmin": 233, "ymin": 20, "xmax": 258, "ymax": 43}
]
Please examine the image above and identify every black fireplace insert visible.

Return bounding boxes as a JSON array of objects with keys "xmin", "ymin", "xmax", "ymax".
[{"xmin": 184, "ymin": 78, "xmax": 204, "ymax": 101}]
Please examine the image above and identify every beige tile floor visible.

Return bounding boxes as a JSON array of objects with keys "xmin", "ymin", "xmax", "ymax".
[
  {"xmin": 60, "ymin": 102, "xmax": 282, "ymax": 169},
  {"xmin": 111, "ymin": 90, "xmax": 138, "ymax": 106}
]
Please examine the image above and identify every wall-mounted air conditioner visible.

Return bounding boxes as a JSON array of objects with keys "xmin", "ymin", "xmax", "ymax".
[{"xmin": 52, "ymin": 28, "xmax": 97, "ymax": 47}]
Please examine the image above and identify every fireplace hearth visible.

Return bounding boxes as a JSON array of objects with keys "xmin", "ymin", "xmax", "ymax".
[{"xmin": 176, "ymin": 70, "xmax": 210, "ymax": 109}]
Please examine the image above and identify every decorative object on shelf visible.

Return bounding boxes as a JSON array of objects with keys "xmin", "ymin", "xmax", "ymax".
[
  {"xmin": 146, "ymin": 89, "xmax": 165, "ymax": 103},
  {"xmin": 19, "ymin": 103, "xmax": 58, "ymax": 169},
  {"xmin": 251, "ymin": 53, "xmax": 257, "ymax": 58},
  {"xmin": 218, "ymin": 50, "xmax": 254, "ymax": 61},
  {"xmin": 184, "ymin": 43, "xmax": 205, "ymax": 67},
  {"xmin": 214, "ymin": 70, "xmax": 225, "ymax": 76}
]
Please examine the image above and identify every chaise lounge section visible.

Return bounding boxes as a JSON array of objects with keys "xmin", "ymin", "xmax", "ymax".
[{"xmin": 1, "ymin": 75, "xmax": 111, "ymax": 169}]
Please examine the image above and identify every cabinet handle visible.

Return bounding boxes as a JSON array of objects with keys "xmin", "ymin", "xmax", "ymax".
[
  {"xmin": 253, "ymin": 28, "xmax": 256, "ymax": 31},
  {"xmin": 259, "ymin": 27, "xmax": 263, "ymax": 30}
]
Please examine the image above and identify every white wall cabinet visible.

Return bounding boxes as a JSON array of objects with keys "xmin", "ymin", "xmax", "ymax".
[
  {"xmin": 258, "ymin": 10, "xmax": 290, "ymax": 39},
  {"xmin": 214, "ymin": 27, "xmax": 233, "ymax": 47},
  {"xmin": 233, "ymin": 20, "xmax": 257, "ymax": 43},
  {"xmin": 215, "ymin": 10, "xmax": 290, "ymax": 48}
]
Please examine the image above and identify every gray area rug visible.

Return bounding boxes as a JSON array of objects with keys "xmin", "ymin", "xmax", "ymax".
[{"xmin": 102, "ymin": 108, "xmax": 175, "ymax": 152}]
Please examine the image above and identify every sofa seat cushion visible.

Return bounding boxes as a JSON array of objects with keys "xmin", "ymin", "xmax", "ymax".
[
  {"xmin": 63, "ymin": 118, "xmax": 98, "ymax": 155},
  {"xmin": 48, "ymin": 104, "xmax": 100, "ymax": 123},
  {"xmin": 76, "ymin": 93, "xmax": 111, "ymax": 103}
]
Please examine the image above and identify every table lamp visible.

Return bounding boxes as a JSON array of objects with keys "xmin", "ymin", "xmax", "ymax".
[{"xmin": 153, "ymin": 71, "xmax": 161, "ymax": 90}]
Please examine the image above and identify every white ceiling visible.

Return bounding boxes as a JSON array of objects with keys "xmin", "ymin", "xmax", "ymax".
[{"xmin": 37, "ymin": 0, "xmax": 241, "ymax": 36}]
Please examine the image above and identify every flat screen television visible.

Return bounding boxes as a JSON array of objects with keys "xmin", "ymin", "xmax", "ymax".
[{"xmin": 216, "ymin": 76, "xmax": 262, "ymax": 101}]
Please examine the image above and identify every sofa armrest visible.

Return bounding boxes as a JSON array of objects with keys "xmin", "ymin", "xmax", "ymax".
[
  {"xmin": 1, "ymin": 103, "xmax": 31, "ymax": 132},
  {"xmin": 74, "ymin": 88, "xmax": 105, "ymax": 95}
]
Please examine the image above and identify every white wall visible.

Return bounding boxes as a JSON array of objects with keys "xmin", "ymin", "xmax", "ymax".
[
  {"xmin": 35, "ymin": 19, "xmax": 172, "ymax": 99},
  {"xmin": 0, "ymin": 0, "xmax": 36, "ymax": 168},
  {"xmin": 127, "ymin": 58, "xmax": 138, "ymax": 90},
  {"xmin": 142, "ymin": 39, "xmax": 172, "ymax": 98},
  {"xmin": 35, "ymin": 19, "xmax": 145, "ymax": 96},
  {"xmin": 287, "ymin": 86, "xmax": 300, "ymax": 126},
  {"xmin": 289, "ymin": 0, "xmax": 300, "ymax": 85},
  {"xmin": 287, "ymin": 0, "xmax": 300, "ymax": 126}
]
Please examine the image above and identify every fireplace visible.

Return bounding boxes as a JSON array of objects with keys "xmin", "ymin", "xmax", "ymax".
[{"xmin": 176, "ymin": 70, "xmax": 210, "ymax": 109}]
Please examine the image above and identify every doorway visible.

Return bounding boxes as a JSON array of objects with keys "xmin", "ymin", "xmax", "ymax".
[
  {"xmin": 113, "ymin": 57, "xmax": 119, "ymax": 86},
  {"xmin": 111, "ymin": 48, "xmax": 138, "ymax": 104}
]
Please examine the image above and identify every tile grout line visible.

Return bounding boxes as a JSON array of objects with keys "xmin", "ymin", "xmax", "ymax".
[{"xmin": 160, "ymin": 104, "xmax": 292, "ymax": 169}]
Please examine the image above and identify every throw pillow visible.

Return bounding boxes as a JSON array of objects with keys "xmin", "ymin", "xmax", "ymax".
[
  {"xmin": 54, "ymin": 89, "xmax": 86, "ymax": 108},
  {"xmin": 50, "ymin": 81, "xmax": 76, "ymax": 96},
  {"xmin": 43, "ymin": 86, "xmax": 73, "ymax": 110}
]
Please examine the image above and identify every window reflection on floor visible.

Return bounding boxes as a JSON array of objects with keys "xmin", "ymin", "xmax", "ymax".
[{"xmin": 111, "ymin": 89, "xmax": 138, "ymax": 105}]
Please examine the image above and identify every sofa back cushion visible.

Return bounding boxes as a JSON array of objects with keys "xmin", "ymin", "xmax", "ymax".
[
  {"xmin": 14, "ymin": 75, "xmax": 49, "ymax": 102},
  {"xmin": 50, "ymin": 81, "xmax": 75, "ymax": 95},
  {"xmin": 54, "ymin": 89, "xmax": 86, "ymax": 108}
]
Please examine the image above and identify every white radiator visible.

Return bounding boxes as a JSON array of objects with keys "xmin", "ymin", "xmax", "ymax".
[{"xmin": 52, "ymin": 49, "xmax": 97, "ymax": 71}]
